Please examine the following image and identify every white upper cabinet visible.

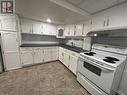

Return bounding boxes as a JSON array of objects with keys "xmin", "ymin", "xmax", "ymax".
[
  {"xmin": 91, "ymin": 12, "xmax": 107, "ymax": 31},
  {"xmin": 33, "ymin": 22, "xmax": 43, "ymax": 34},
  {"xmin": 82, "ymin": 20, "xmax": 92, "ymax": 36},
  {"xmin": 91, "ymin": 2, "xmax": 127, "ymax": 31},
  {"xmin": 20, "ymin": 18, "xmax": 33, "ymax": 34},
  {"xmin": 64, "ymin": 25, "xmax": 70, "ymax": 36},
  {"xmin": 0, "ymin": 18, "xmax": 17, "ymax": 31},
  {"xmin": 20, "ymin": 18, "xmax": 56, "ymax": 35},
  {"xmin": 75, "ymin": 24, "xmax": 83, "ymax": 36},
  {"xmin": 43, "ymin": 23, "xmax": 57, "ymax": 35},
  {"xmin": 107, "ymin": 2, "xmax": 127, "ymax": 29},
  {"xmin": 69, "ymin": 24, "xmax": 75, "ymax": 36}
]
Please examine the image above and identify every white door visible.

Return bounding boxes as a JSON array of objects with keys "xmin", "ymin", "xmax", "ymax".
[
  {"xmin": 1, "ymin": 32, "xmax": 21, "ymax": 70},
  {"xmin": 1, "ymin": 18, "xmax": 17, "ymax": 31},
  {"xmin": 63, "ymin": 52, "xmax": 69, "ymax": 67},
  {"xmin": 20, "ymin": 19, "xmax": 33, "ymax": 33},
  {"xmin": 69, "ymin": 55, "xmax": 78, "ymax": 75},
  {"xmin": 75, "ymin": 24, "xmax": 83, "ymax": 36},
  {"xmin": 21, "ymin": 52, "xmax": 34, "ymax": 66},
  {"xmin": 33, "ymin": 22, "xmax": 43, "ymax": 34},
  {"xmin": 33, "ymin": 48, "xmax": 43, "ymax": 64}
]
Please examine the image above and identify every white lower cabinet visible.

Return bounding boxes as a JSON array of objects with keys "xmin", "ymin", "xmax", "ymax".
[
  {"xmin": 63, "ymin": 52, "xmax": 70, "ymax": 67},
  {"xmin": 20, "ymin": 47, "xmax": 58, "ymax": 66},
  {"xmin": 43, "ymin": 48, "xmax": 52, "ymax": 62},
  {"xmin": 51, "ymin": 48, "xmax": 58, "ymax": 61},
  {"xmin": 33, "ymin": 48, "xmax": 43, "ymax": 64},
  {"xmin": 59, "ymin": 49, "xmax": 64, "ymax": 63},
  {"xmin": 21, "ymin": 51, "xmax": 34, "ymax": 66},
  {"xmin": 58, "ymin": 47, "xmax": 79, "ymax": 75},
  {"xmin": 69, "ymin": 55, "xmax": 78, "ymax": 75}
]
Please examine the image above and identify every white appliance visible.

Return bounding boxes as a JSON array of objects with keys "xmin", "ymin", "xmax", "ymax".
[{"xmin": 77, "ymin": 44, "xmax": 127, "ymax": 95}]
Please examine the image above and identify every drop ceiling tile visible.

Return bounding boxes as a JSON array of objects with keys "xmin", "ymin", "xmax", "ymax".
[
  {"xmin": 67, "ymin": 0, "xmax": 83, "ymax": 5},
  {"xmin": 78, "ymin": 0, "xmax": 121, "ymax": 14}
]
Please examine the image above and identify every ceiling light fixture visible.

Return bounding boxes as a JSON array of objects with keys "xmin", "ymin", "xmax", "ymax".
[{"xmin": 46, "ymin": 18, "xmax": 51, "ymax": 23}]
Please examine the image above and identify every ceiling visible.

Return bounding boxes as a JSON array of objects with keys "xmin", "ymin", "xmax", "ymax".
[
  {"xmin": 66, "ymin": 0, "xmax": 127, "ymax": 14},
  {"xmin": 15, "ymin": 0, "xmax": 87, "ymax": 24},
  {"xmin": 15, "ymin": 0, "xmax": 127, "ymax": 24}
]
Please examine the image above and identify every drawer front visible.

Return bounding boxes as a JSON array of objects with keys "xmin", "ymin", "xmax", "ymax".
[
  {"xmin": 77, "ymin": 73, "xmax": 107, "ymax": 95},
  {"xmin": 20, "ymin": 48, "xmax": 33, "ymax": 52}
]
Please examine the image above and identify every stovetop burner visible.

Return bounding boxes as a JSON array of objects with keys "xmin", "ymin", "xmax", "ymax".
[
  {"xmin": 105, "ymin": 57, "xmax": 119, "ymax": 61},
  {"xmin": 84, "ymin": 52, "xmax": 96, "ymax": 56},
  {"xmin": 103, "ymin": 59, "xmax": 116, "ymax": 64}
]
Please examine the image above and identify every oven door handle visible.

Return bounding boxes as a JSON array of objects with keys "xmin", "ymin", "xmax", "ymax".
[
  {"xmin": 92, "ymin": 62, "xmax": 115, "ymax": 71},
  {"xmin": 82, "ymin": 58, "xmax": 115, "ymax": 71}
]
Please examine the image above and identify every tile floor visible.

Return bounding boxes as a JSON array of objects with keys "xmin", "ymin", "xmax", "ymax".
[{"xmin": 0, "ymin": 61, "xmax": 90, "ymax": 95}]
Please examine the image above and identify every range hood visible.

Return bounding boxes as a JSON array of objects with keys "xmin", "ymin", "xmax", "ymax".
[{"xmin": 87, "ymin": 28, "xmax": 127, "ymax": 37}]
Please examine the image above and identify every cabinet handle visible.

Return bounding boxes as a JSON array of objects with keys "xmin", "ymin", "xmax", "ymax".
[
  {"xmin": 74, "ymin": 31, "xmax": 76, "ymax": 35},
  {"xmin": 103, "ymin": 20, "xmax": 106, "ymax": 27},
  {"xmin": 107, "ymin": 18, "xmax": 109, "ymax": 26},
  {"xmin": 32, "ymin": 24, "xmax": 33, "ymax": 33},
  {"xmin": 0, "ymin": 20, "xmax": 1, "ymax": 29},
  {"xmin": 69, "ymin": 56, "xmax": 70, "ymax": 60}
]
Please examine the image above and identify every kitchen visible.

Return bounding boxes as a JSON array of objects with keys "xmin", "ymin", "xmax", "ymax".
[{"xmin": 0, "ymin": 0, "xmax": 127, "ymax": 95}]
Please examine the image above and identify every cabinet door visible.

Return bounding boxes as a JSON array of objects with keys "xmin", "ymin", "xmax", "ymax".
[
  {"xmin": 33, "ymin": 22, "xmax": 43, "ymax": 34},
  {"xmin": 83, "ymin": 20, "xmax": 92, "ymax": 36},
  {"xmin": 21, "ymin": 52, "xmax": 34, "ymax": 66},
  {"xmin": 75, "ymin": 24, "xmax": 83, "ymax": 36},
  {"xmin": 43, "ymin": 49, "xmax": 51, "ymax": 62},
  {"xmin": 33, "ymin": 48, "xmax": 43, "ymax": 64},
  {"xmin": 69, "ymin": 24, "xmax": 75, "ymax": 36},
  {"xmin": 59, "ymin": 48, "xmax": 64, "ymax": 63},
  {"xmin": 0, "ymin": 19, "xmax": 2, "ymax": 30},
  {"xmin": 20, "ymin": 19, "xmax": 33, "ymax": 34},
  {"xmin": 1, "ymin": 18, "xmax": 17, "ymax": 31},
  {"xmin": 91, "ymin": 13, "xmax": 107, "ymax": 31},
  {"xmin": 1, "ymin": 32, "xmax": 21, "ymax": 70},
  {"xmin": 51, "ymin": 48, "xmax": 58, "ymax": 61},
  {"xmin": 64, "ymin": 25, "xmax": 70, "ymax": 36},
  {"xmin": 63, "ymin": 52, "xmax": 69, "ymax": 67},
  {"xmin": 108, "ymin": 5, "xmax": 127, "ymax": 28},
  {"xmin": 43, "ymin": 23, "xmax": 56, "ymax": 35},
  {"xmin": 4, "ymin": 53, "xmax": 21, "ymax": 70},
  {"xmin": 69, "ymin": 55, "xmax": 78, "ymax": 75}
]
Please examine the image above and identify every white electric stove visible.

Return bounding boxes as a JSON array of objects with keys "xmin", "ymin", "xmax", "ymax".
[{"xmin": 77, "ymin": 44, "xmax": 127, "ymax": 95}]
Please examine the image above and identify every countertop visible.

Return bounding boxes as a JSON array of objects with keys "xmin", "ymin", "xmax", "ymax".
[{"xmin": 20, "ymin": 44, "xmax": 87, "ymax": 53}]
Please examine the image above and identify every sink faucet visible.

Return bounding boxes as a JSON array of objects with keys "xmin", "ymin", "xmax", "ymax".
[{"xmin": 71, "ymin": 42, "xmax": 75, "ymax": 47}]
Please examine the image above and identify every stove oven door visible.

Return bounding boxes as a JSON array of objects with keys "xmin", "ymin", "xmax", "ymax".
[{"xmin": 77, "ymin": 57, "xmax": 115, "ymax": 94}]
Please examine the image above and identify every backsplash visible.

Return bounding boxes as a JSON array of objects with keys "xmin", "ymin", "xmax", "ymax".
[
  {"xmin": 92, "ymin": 37, "xmax": 127, "ymax": 47},
  {"xmin": 62, "ymin": 39, "xmax": 84, "ymax": 48},
  {"xmin": 21, "ymin": 33, "xmax": 61, "ymax": 44}
]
